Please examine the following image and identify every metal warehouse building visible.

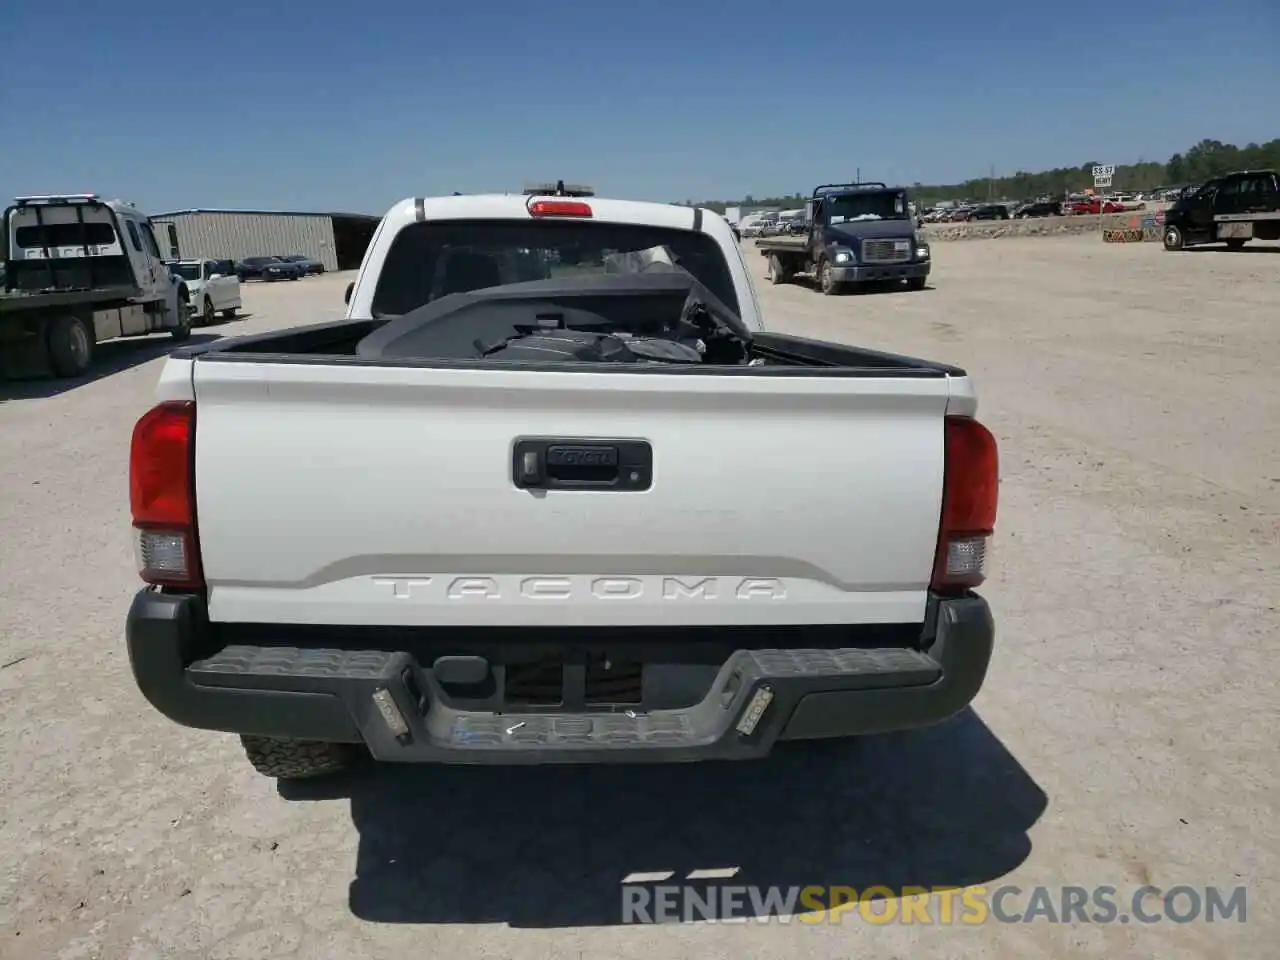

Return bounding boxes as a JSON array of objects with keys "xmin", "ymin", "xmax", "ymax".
[{"xmin": 148, "ymin": 208, "xmax": 381, "ymax": 273}]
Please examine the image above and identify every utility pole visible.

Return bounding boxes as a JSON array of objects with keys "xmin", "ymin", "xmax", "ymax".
[{"xmin": 988, "ymin": 163, "xmax": 995, "ymax": 201}]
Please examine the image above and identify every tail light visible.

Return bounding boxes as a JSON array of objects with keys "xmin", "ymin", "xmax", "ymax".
[
  {"xmin": 527, "ymin": 198, "xmax": 593, "ymax": 218},
  {"xmin": 129, "ymin": 401, "xmax": 202, "ymax": 590},
  {"xmin": 931, "ymin": 416, "xmax": 998, "ymax": 593}
]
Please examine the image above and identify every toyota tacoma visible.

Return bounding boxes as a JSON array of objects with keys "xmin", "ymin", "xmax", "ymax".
[{"xmin": 126, "ymin": 184, "xmax": 999, "ymax": 779}]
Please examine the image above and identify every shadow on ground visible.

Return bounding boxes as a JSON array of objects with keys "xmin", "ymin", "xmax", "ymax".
[
  {"xmin": 0, "ymin": 317, "xmax": 249, "ymax": 402},
  {"xmin": 787, "ymin": 278, "xmax": 936, "ymax": 295},
  {"xmin": 281, "ymin": 709, "xmax": 1045, "ymax": 928},
  {"xmin": 1183, "ymin": 245, "xmax": 1280, "ymax": 254}
]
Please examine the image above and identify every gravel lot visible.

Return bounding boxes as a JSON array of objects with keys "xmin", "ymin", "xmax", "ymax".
[{"xmin": 2, "ymin": 237, "xmax": 1277, "ymax": 959}]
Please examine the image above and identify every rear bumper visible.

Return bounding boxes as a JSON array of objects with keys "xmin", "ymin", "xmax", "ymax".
[
  {"xmin": 126, "ymin": 591, "xmax": 994, "ymax": 764},
  {"xmin": 831, "ymin": 261, "xmax": 930, "ymax": 283}
]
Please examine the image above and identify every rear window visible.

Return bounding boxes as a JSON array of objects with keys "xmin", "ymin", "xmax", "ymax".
[
  {"xmin": 168, "ymin": 262, "xmax": 201, "ymax": 281},
  {"xmin": 15, "ymin": 222, "xmax": 115, "ymax": 248},
  {"xmin": 371, "ymin": 220, "xmax": 740, "ymax": 318}
]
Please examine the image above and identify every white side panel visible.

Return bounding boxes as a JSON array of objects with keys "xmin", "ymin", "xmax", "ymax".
[
  {"xmin": 118, "ymin": 303, "xmax": 149, "ymax": 336},
  {"xmin": 944, "ymin": 374, "xmax": 978, "ymax": 417},
  {"xmin": 92, "ymin": 308, "xmax": 123, "ymax": 341},
  {"xmin": 153, "ymin": 357, "xmax": 195, "ymax": 402},
  {"xmin": 192, "ymin": 362, "xmax": 950, "ymax": 627},
  {"xmin": 214, "ymin": 276, "xmax": 242, "ymax": 310}
]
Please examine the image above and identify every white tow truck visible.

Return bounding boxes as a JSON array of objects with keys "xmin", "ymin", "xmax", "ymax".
[
  {"xmin": 125, "ymin": 183, "xmax": 1000, "ymax": 780},
  {"xmin": 1, "ymin": 194, "xmax": 192, "ymax": 379}
]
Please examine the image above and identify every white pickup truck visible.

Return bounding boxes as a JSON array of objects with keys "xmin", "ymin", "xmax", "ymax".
[{"xmin": 126, "ymin": 187, "xmax": 999, "ymax": 780}]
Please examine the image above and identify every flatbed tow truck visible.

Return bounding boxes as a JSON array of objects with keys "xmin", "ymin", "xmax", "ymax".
[
  {"xmin": 755, "ymin": 182, "xmax": 931, "ymax": 295},
  {"xmin": 1162, "ymin": 169, "xmax": 1280, "ymax": 251},
  {"xmin": 1, "ymin": 194, "xmax": 192, "ymax": 380}
]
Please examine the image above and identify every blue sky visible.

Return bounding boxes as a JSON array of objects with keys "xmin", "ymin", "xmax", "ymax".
[{"xmin": 1, "ymin": 0, "xmax": 1276, "ymax": 215}]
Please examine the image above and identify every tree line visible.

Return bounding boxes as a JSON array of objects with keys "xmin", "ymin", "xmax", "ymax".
[{"xmin": 689, "ymin": 138, "xmax": 1280, "ymax": 211}]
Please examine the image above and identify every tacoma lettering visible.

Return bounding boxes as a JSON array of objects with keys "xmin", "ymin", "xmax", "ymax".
[
  {"xmin": 446, "ymin": 577, "xmax": 500, "ymax": 599},
  {"xmin": 662, "ymin": 577, "xmax": 717, "ymax": 600},
  {"xmin": 372, "ymin": 577, "xmax": 433, "ymax": 598},
  {"xmin": 369, "ymin": 575, "xmax": 787, "ymax": 600}
]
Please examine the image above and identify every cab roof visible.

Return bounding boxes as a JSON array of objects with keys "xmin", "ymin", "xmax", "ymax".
[{"xmin": 384, "ymin": 193, "xmax": 714, "ymax": 236}]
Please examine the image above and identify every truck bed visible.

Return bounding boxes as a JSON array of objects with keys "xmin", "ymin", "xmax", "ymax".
[
  {"xmin": 0, "ymin": 284, "xmax": 141, "ymax": 314},
  {"xmin": 176, "ymin": 316, "xmax": 963, "ymax": 376},
  {"xmin": 754, "ymin": 236, "xmax": 809, "ymax": 252}
]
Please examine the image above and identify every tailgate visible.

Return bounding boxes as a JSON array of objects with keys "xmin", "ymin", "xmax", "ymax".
[{"xmin": 192, "ymin": 360, "xmax": 952, "ymax": 627}]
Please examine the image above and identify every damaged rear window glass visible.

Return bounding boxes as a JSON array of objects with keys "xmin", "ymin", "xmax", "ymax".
[{"xmin": 371, "ymin": 219, "xmax": 740, "ymax": 318}]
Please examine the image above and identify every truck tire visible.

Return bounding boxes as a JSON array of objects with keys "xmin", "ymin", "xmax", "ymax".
[
  {"xmin": 220, "ymin": 308, "xmax": 237, "ymax": 320},
  {"xmin": 47, "ymin": 314, "xmax": 94, "ymax": 377},
  {"xmin": 817, "ymin": 258, "xmax": 840, "ymax": 295},
  {"xmin": 767, "ymin": 254, "xmax": 789, "ymax": 285},
  {"xmin": 1224, "ymin": 239, "xmax": 1247, "ymax": 251},
  {"xmin": 200, "ymin": 297, "xmax": 215, "ymax": 327},
  {"xmin": 1163, "ymin": 225, "xmax": 1185, "ymax": 251},
  {"xmin": 240, "ymin": 735, "xmax": 357, "ymax": 780},
  {"xmin": 906, "ymin": 276, "xmax": 927, "ymax": 291},
  {"xmin": 170, "ymin": 310, "xmax": 192, "ymax": 342}
]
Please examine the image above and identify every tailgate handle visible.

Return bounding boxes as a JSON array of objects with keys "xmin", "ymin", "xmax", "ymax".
[{"xmin": 513, "ymin": 438, "xmax": 652, "ymax": 491}]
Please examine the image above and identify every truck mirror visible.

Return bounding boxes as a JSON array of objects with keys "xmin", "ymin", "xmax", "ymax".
[{"xmin": 344, "ymin": 281, "xmax": 354, "ymax": 305}]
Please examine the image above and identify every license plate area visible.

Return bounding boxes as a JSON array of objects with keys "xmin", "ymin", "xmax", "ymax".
[{"xmin": 497, "ymin": 657, "xmax": 644, "ymax": 707}]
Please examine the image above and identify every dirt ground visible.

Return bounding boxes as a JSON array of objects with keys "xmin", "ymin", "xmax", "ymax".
[{"xmin": 1, "ymin": 236, "xmax": 1276, "ymax": 959}]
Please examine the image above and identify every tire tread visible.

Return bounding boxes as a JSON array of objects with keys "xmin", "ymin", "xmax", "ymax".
[{"xmin": 240, "ymin": 736, "xmax": 356, "ymax": 779}]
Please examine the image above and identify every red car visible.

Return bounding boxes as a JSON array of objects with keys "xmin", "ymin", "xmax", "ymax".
[{"xmin": 1067, "ymin": 198, "xmax": 1124, "ymax": 215}]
